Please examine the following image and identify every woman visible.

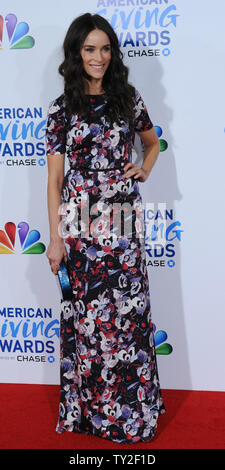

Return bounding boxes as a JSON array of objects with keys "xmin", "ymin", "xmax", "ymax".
[{"xmin": 45, "ymin": 12, "xmax": 166, "ymax": 444}]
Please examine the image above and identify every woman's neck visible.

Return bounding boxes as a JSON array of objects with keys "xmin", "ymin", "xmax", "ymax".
[{"xmin": 84, "ymin": 78, "xmax": 105, "ymax": 95}]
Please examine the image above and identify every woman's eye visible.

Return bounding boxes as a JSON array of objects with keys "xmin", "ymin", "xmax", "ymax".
[{"xmin": 84, "ymin": 46, "xmax": 110, "ymax": 53}]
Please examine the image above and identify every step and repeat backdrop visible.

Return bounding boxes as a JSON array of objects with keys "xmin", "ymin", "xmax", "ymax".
[{"xmin": 0, "ymin": 0, "xmax": 224, "ymax": 390}]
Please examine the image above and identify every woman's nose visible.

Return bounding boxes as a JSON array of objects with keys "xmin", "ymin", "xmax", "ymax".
[{"xmin": 94, "ymin": 49, "xmax": 104, "ymax": 62}]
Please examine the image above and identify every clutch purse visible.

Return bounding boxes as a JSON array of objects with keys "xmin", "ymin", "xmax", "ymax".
[{"xmin": 57, "ymin": 258, "xmax": 73, "ymax": 300}]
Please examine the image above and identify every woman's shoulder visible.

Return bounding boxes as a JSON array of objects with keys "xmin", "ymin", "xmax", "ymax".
[
  {"xmin": 47, "ymin": 93, "xmax": 66, "ymax": 115},
  {"xmin": 127, "ymin": 85, "xmax": 143, "ymax": 108},
  {"xmin": 133, "ymin": 86, "xmax": 143, "ymax": 102}
]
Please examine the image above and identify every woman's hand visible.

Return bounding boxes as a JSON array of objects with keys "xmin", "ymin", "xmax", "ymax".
[
  {"xmin": 46, "ymin": 238, "xmax": 68, "ymax": 275},
  {"xmin": 122, "ymin": 162, "xmax": 149, "ymax": 183}
]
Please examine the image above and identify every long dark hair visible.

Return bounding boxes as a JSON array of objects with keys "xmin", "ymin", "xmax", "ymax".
[{"xmin": 58, "ymin": 13, "xmax": 136, "ymax": 126}]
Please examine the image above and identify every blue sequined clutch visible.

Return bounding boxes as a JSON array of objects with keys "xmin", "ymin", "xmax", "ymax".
[{"xmin": 57, "ymin": 259, "xmax": 73, "ymax": 300}]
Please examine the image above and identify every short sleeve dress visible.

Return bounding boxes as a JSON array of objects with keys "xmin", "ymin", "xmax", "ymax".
[{"xmin": 45, "ymin": 88, "xmax": 166, "ymax": 444}]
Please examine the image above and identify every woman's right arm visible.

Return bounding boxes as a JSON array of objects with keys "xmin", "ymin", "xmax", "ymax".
[{"xmin": 46, "ymin": 153, "xmax": 67, "ymax": 275}]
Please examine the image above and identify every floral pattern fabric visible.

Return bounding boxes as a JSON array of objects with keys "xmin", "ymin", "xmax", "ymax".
[{"xmin": 45, "ymin": 89, "xmax": 166, "ymax": 444}]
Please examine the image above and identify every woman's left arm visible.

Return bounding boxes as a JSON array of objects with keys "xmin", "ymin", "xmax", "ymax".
[{"xmin": 122, "ymin": 127, "xmax": 160, "ymax": 182}]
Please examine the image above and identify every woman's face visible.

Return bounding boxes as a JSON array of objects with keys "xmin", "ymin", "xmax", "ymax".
[{"xmin": 80, "ymin": 29, "xmax": 111, "ymax": 81}]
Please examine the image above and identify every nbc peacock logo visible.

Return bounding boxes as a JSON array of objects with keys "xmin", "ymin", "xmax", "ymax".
[
  {"xmin": 0, "ymin": 13, "xmax": 35, "ymax": 50},
  {"xmin": 153, "ymin": 323, "xmax": 173, "ymax": 355},
  {"xmin": 0, "ymin": 221, "xmax": 45, "ymax": 254},
  {"xmin": 154, "ymin": 126, "xmax": 168, "ymax": 152}
]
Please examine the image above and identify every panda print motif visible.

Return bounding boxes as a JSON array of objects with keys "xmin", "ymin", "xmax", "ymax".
[{"xmin": 45, "ymin": 88, "xmax": 166, "ymax": 444}]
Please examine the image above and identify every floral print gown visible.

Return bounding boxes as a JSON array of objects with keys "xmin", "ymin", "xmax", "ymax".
[{"xmin": 45, "ymin": 88, "xmax": 166, "ymax": 444}]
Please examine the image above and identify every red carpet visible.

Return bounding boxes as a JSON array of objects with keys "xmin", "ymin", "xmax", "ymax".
[{"xmin": 0, "ymin": 384, "xmax": 224, "ymax": 449}]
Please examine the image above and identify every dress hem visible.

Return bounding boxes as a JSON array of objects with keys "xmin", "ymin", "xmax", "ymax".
[{"xmin": 55, "ymin": 405, "xmax": 166, "ymax": 445}]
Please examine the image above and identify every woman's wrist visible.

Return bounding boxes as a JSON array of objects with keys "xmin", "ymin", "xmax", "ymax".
[
  {"xmin": 141, "ymin": 166, "xmax": 150, "ymax": 176},
  {"xmin": 140, "ymin": 167, "xmax": 150, "ymax": 181},
  {"xmin": 50, "ymin": 234, "xmax": 63, "ymax": 243}
]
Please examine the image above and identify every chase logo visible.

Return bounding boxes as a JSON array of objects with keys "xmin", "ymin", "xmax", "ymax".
[
  {"xmin": 0, "ymin": 221, "xmax": 45, "ymax": 254},
  {"xmin": 0, "ymin": 13, "xmax": 35, "ymax": 50}
]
